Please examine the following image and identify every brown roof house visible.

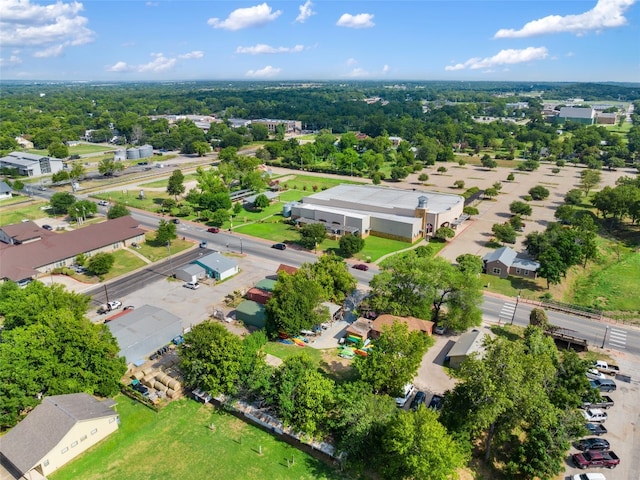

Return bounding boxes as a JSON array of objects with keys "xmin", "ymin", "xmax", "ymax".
[
  {"xmin": 370, "ymin": 314, "xmax": 434, "ymax": 339},
  {"xmin": 482, "ymin": 246, "xmax": 539, "ymax": 279},
  {"xmin": 0, "ymin": 216, "xmax": 146, "ymax": 283},
  {"xmin": 0, "ymin": 393, "xmax": 118, "ymax": 478}
]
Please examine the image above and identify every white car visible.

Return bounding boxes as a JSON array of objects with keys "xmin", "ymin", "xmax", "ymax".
[
  {"xmin": 581, "ymin": 408, "xmax": 608, "ymax": 423},
  {"xmin": 184, "ymin": 282, "xmax": 200, "ymax": 290},
  {"xmin": 107, "ymin": 301, "xmax": 122, "ymax": 310},
  {"xmin": 572, "ymin": 473, "xmax": 606, "ymax": 480},
  {"xmin": 586, "ymin": 368, "xmax": 606, "ymax": 380},
  {"xmin": 98, "ymin": 200, "xmax": 109, "ymax": 206},
  {"xmin": 394, "ymin": 384, "xmax": 416, "ymax": 408}
]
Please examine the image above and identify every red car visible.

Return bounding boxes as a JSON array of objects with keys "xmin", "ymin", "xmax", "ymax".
[
  {"xmin": 352, "ymin": 264, "xmax": 369, "ymax": 271},
  {"xmin": 207, "ymin": 227, "xmax": 220, "ymax": 233}
]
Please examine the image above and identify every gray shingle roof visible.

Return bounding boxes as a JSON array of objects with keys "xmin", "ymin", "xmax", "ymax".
[
  {"xmin": 448, "ymin": 329, "xmax": 484, "ymax": 358},
  {"xmin": 0, "ymin": 394, "xmax": 117, "ymax": 475},
  {"xmin": 194, "ymin": 252, "xmax": 238, "ymax": 274},
  {"xmin": 0, "ymin": 181, "xmax": 12, "ymax": 194},
  {"xmin": 482, "ymin": 246, "xmax": 517, "ymax": 265}
]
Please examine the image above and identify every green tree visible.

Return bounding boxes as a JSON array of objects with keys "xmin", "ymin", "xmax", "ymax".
[
  {"xmin": 456, "ymin": 254, "xmax": 483, "ymax": 275},
  {"xmin": 339, "ymin": 233, "xmax": 365, "ymax": 257},
  {"xmin": 453, "ymin": 179, "xmax": 465, "ymax": 189},
  {"xmin": 492, "ymin": 223, "xmax": 516, "ymax": 244},
  {"xmin": 50, "ymin": 192, "xmax": 76, "ymax": 214},
  {"xmin": 179, "ymin": 321, "xmax": 243, "ymax": 395},
  {"xmin": 299, "ymin": 254, "xmax": 357, "ymax": 304},
  {"xmin": 529, "ymin": 308, "xmax": 551, "ymax": 330},
  {"xmin": 167, "ymin": 169, "xmax": 185, "ymax": 201},
  {"xmin": 253, "ymin": 193, "xmax": 270, "ymax": 210},
  {"xmin": 509, "ymin": 201, "xmax": 532, "ymax": 217},
  {"xmin": 484, "ymin": 187, "xmax": 498, "ymax": 199},
  {"xmin": 528, "ymin": 185, "xmax": 550, "ymax": 200},
  {"xmin": 481, "ymin": 154, "xmax": 497, "ymax": 170},
  {"xmin": 48, "ymin": 141, "xmax": 69, "ymax": 158},
  {"xmin": 380, "ymin": 408, "xmax": 469, "ymax": 480},
  {"xmin": 107, "ymin": 203, "xmax": 130, "ymax": 219},
  {"xmin": 390, "ymin": 166, "xmax": 408, "ymax": 180},
  {"xmin": 506, "ymin": 172, "xmax": 515, "ymax": 182},
  {"xmin": 463, "ymin": 206, "xmax": 479, "ymax": 216},
  {"xmin": 155, "ymin": 219, "xmax": 177, "ymax": 244},
  {"xmin": 355, "ymin": 320, "xmax": 431, "ymax": 396},
  {"xmin": 52, "ymin": 170, "xmax": 70, "ymax": 183},
  {"xmin": 210, "ymin": 208, "xmax": 230, "ymax": 227},
  {"xmin": 68, "ymin": 199, "xmax": 98, "ymax": 221},
  {"xmin": 265, "ymin": 270, "xmax": 326, "ymax": 338},
  {"xmin": 433, "ymin": 226, "xmax": 455, "ymax": 241},
  {"xmin": 192, "ymin": 141, "xmax": 210, "ymax": 156},
  {"xmin": 299, "ymin": 223, "xmax": 327, "ymax": 250},
  {"xmin": 554, "ymin": 205, "xmax": 576, "ymax": 224},
  {"xmin": 86, "ymin": 252, "xmax": 115, "ymax": 275},
  {"xmin": 437, "ymin": 166, "xmax": 447, "ymax": 175},
  {"xmin": 0, "ymin": 282, "xmax": 125, "ymax": 429},
  {"xmin": 579, "ymin": 169, "xmax": 602, "ymax": 196},
  {"xmin": 98, "ymin": 158, "xmax": 125, "ymax": 176},
  {"xmin": 418, "ymin": 173, "xmax": 429, "ymax": 182},
  {"xmin": 564, "ymin": 189, "xmax": 583, "ymax": 205},
  {"xmin": 538, "ymin": 248, "xmax": 564, "ymax": 288},
  {"xmin": 69, "ymin": 162, "xmax": 86, "ymax": 180},
  {"xmin": 250, "ymin": 123, "xmax": 269, "ymax": 141},
  {"xmin": 551, "ymin": 167, "xmax": 560, "ymax": 175}
]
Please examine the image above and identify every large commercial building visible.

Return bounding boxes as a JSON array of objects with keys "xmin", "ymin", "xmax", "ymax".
[
  {"xmin": 289, "ymin": 184, "xmax": 465, "ymax": 243},
  {"xmin": 0, "ymin": 152, "xmax": 64, "ymax": 177}
]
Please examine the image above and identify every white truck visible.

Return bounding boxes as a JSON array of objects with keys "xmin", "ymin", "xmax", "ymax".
[
  {"xmin": 594, "ymin": 360, "xmax": 620, "ymax": 376},
  {"xmin": 581, "ymin": 408, "xmax": 608, "ymax": 423}
]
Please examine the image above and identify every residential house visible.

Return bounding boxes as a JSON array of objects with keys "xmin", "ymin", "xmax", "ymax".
[
  {"xmin": 448, "ymin": 329, "xmax": 485, "ymax": 369},
  {"xmin": 192, "ymin": 252, "xmax": 239, "ymax": 281},
  {"xmin": 0, "ymin": 393, "xmax": 118, "ymax": 478},
  {"xmin": 482, "ymin": 246, "xmax": 540, "ymax": 279},
  {"xmin": 370, "ymin": 314, "xmax": 434, "ymax": 338}
]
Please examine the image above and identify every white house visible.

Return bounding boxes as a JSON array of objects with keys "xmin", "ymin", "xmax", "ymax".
[{"xmin": 193, "ymin": 252, "xmax": 239, "ymax": 281}]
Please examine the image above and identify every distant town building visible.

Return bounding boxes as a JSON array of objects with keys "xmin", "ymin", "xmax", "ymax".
[
  {"xmin": 557, "ymin": 107, "xmax": 595, "ymax": 125},
  {"xmin": 251, "ymin": 119, "xmax": 302, "ymax": 134},
  {"xmin": 0, "ymin": 152, "xmax": 64, "ymax": 177}
]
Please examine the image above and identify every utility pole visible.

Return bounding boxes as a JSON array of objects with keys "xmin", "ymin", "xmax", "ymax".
[
  {"xmin": 510, "ymin": 290, "xmax": 521, "ymax": 325},
  {"xmin": 601, "ymin": 326, "xmax": 609, "ymax": 349},
  {"xmin": 167, "ymin": 241, "xmax": 174, "ymax": 276}
]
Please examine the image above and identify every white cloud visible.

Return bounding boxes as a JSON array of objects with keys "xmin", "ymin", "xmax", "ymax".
[
  {"xmin": 344, "ymin": 64, "xmax": 390, "ymax": 78},
  {"xmin": 494, "ymin": 0, "xmax": 636, "ymax": 38},
  {"xmin": 382, "ymin": 64, "xmax": 390, "ymax": 73},
  {"xmin": 208, "ymin": 3, "xmax": 282, "ymax": 31},
  {"xmin": 246, "ymin": 65, "xmax": 281, "ymax": 77},
  {"xmin": 0, "ymin": 0, "xmax": 95, "ymax": 57},
  {"xmin": 106, "ymin": 51, "xmax": 202, "ymax": 74},
  {"xmin": 106, "ymin": 61, "xmax": 131, "ymax": 72},
  {"xmin": 336, "ymin": 13, "xmax": 375, "ymax": 29},
  {"xmin": 178, "ymin": 50, "xmax": 204, "ymax": 59},
  {"xmin": 145, "ymin": 1, "xmax": 159, "ymax": 6},
  {"xmin": 0, "ymin": 55, "xmax": 23, "ymax": 67},
  {"xmin": 295, "ymin": 0, "xmax": 315, "ymax": 23},
  {"xmin": 236, "ymin": 44, "xmax": 304, "ymax": 54},
  {"xmin": 445, "ymin": 47, "xmax": 548, "ymax": 71},
  {"xmin": 346, "ymin": 58, "xmax": 358, "ymax": 66},
  {"xmin": 566, "ymin": 51, "xmax": 575, "ymax": 57}
]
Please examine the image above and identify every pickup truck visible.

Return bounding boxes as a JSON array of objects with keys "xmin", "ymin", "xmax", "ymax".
[
  {"xmin": 572, "ymin": 450, "xmax": 620, "ymax": 469},
  {"xmin": 581, "ymin": 408, "xmax": 607, "ymax": 423},
  {"xmin": 594, "ymin": 360, "xmax": 620, "ymax": 376},
  {"xmin": 581, "ymin": 395, "xmax": 614, "ymax": 410}
]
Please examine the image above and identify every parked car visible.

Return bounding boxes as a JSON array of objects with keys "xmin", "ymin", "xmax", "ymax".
[
  {"xmin": 352, "ymin": 263, "xmax": 369, "ymax": 271},
  {"xmin": 410, "ymin": 391, "xmax": 427, "ymax": 411},
  {"xmin": 272, "ymin": 242, "xmax": 287, "ymax": 250},
  {"xmin": 428, "ymin": 394, "xmax": 445, "ymax": 411},
  {"xmin": 123, "ymin": 305, "xmax": 135, "ymax": 311},
  {"xmin": 586, "ymin": 368, "xmax": 606, "ymax": 380},
  {"xmin": 572, "ymin": 450, "xmax": 619, "ymax": 469},
  {"xmin": 581, "ymin": 395, "xmax": 614, "ymax": 410},
  {"xmin": 592, "ymin": 378, "xmax": 617, "ymax": 392},
  {"xmin": 585, "ymin": 423, "xmax": 608, "ymax": 436},
  {"xmin": 581, "ymin": 408, "xmax": 608, "ymax": 423},
  {"xmin": 107, "ymin": 301, "xmax": 122, "ymax": 310},
  {"xmin": 207, "ymin": 227, "xmax": 220, "ymax": 233},
  {"xmin": 571, "ymin": 474, "xmax": 607, "ymax": 480},
  {"xmin": 575, "ymin": 437, "xmax": 611, "ymax": 451},
  {"xmin": 593, "ymin": 360, "xmax": 620, "ymax": 376},
  {"xmin": 42, "ymin": 224, "xmax": 53, "ymax": 231},
  {"xmin": 199, "ymin": 240, "xmax": 208, "ymax": 248},
  {"xmin": 172, "ymin": 218, "xmax": 180, "ymax": 224},
  {"xmin": 98, "ymin": 200, "xmax": 109, "ymax": 206},
  {"xmin": 434, "ymin": 325, "xmax": 446, "ymax": 335},
  {"xmin": 184, "ymin": 281, "xmax": 200, "ymax": 290},
  {"xmin": 395, "ymin": 384, "xmax": 415, "ymax": 408}
]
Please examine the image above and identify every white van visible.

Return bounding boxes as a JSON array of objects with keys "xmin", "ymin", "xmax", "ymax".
[{"xmin": 395, "ymin": 384, "xmax": 415, "ymax": 407}]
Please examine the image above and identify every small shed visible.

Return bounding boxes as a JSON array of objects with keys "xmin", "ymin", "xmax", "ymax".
[
  {"xmin": 0, "ymin": 181, "xmax": 12, "ymax": 200},
  {"xmin": 321, "ymin": 301, "xmax": 343, "ymax": 321},
  {"xmin": 346, "ymin": 317, "xmax": 373, "ymax": 341},
  {"xmin": 276, "ymin": 264, "xmax": 298, "ymax": 276},
  {"xmin": 175, "ymin": 263, "xmax": 206, "ymax": 283},
  {"xmin": 193, "ymin": 252, "xmax": 239, "ymax": 281},
  {"xmin": 235, "ymin": 300, "xmax": 266, "ymax": 329},
  {"xmin": 246, "ymin": 287, "xmax": 272, "ymax": 305},
  {"xmin": 448, "ymin": 329, "xmax": 485, "ymax": 369},
  {"xmin": 254, "ymin": 278, "xmax": 277, "ymax": 292}
]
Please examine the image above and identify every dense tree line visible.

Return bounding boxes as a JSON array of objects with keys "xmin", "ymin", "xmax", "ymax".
[{"xmin": 0, "ymin": 282, "xmax": 126, "ymax": 430}]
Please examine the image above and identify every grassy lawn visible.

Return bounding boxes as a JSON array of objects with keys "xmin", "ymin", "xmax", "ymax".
[
  {"xmin": 135, "ymin": 233, "xmax": 194, "ymax": 262},
  {"xmin": 263, "ymin": 341, "xmax": 324, "ymax": 365},
  {"xmin": 355, "ymin": 236, "xmax": 420, "ymax": 263},
  {"xmin": 279, "ymin": 175, "xmax": 365, "ymax": 191},
  {"xmin": 100, "ymin": 250, "xmax": 147, "ymax": 280},
  {"xmin": 0, "ymin": 201, "xmax": 52, "ymax": 225},
  {"xmin": 480, "ymin": 273, "xmax": 547, "ymax": 300},
  {"xmin": 50, "ymin": 396, "xmax": 343, "ymax": 480},
  {"xmin": 235, "ymin": 219, "xmax": 299, "ymax": 243},
  {"xmin": 139, "ymin": 173, "xmax": 198, "ymax": 188}
]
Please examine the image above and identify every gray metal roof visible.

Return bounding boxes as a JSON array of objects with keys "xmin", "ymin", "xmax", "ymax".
[
  {"xmin": 0, "ymin": 181, "xmax": 12, "ymax": 194},
  {"xmin": 176, "ymin": 264, "xmax": 206, "ymax": 276},
  {"xmin": 482, "ymin": 246, "xmax": 517, "ymax": 266},
  {"xmin": 512, "ymin": 258, "xmax": 540, "ymax": 271},
  {"xmin": 0, "ymin": 394, "xmax": 117, "ymax": 475},
  {"xmin": 304, "ymin": 184, "xmax": 464, "ymax": 215},
  {"xmin": 558, "ymin": 107, "xmax": 595, "ymax": 119},
  {"xmin": 194, "ymin": 252, "xmax": 238, "ymax": 274},
  {"xmin": 243, "ymin": 191, "xmax": 280, "ymax": 204},
  {"xmin": 107, "ymin": 305, "xmax": 182, "ymax": 364},
  {"xmin": 448, "ymin": 329, "xmax": 484, "ymax": 358}
]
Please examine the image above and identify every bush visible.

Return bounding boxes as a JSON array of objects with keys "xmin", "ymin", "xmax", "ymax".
[{"xmin": 528, "ymin": 185, "xmax": 550, "ymax": 200}]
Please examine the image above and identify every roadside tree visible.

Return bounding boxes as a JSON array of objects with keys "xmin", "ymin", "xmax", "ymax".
[
  {"xmin": 299, "ymin": 223, "xmax": 327, "ymax": 250},
  {"xmin": 433, "ymin": 226, "xmax": 455, "ymax": 241},
  {"xmin": 50, "ymin": 192, "xmax": 76, "ymax": 214},
  {"xmin": 86, "ymin": 252, "xmax": 115, "ymax": 275},
  {"xmin": 167, "ymin": 169, "xmax": 185, "ymax": 201},
  {"xmin": 98, "ymin": 158, "xmax": 125, "ymax": 176},
  {"xmin": 107, "ymin": 204, "xmax": 130, "ymax": 219},
  {"xmin": 299, "ymin": 254, "xmax": 357, "ymax": 304},
  {"xmin": 484, "ymin": 187, "xmax": 498, "ymax": 199},
  {"xmin": 69, "ymin": 162, "xmax": 86, "ymax": 180},
  {"xmin": 155, "ymin": 219, "xmax": 177, "ymax": 244},
  {"xmin": 455, "ymin": 254, "xmax": 483, "ymax": 275},
  {"xmin": 339, "ymin": 233, "xmax": 365, "ymax": 257},
  {"xmin": 68, "ymin": 199, "xmax": 98, "ymax": 221}
]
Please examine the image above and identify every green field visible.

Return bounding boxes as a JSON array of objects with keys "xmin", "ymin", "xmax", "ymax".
[
  {"xmin": 29, "ymin": 143, "xmax": 114, "ymax": 156},
  {"xmin": 0, "ymin": 200, "xmax": 52, "ymax": 225},
  {"xmin": 50, "ymin": 396, "xmax": 344, "ymax": 480}
]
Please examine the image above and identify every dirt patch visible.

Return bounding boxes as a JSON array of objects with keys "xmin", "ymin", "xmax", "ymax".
[{"xmin": 320, "ymin": 350, "xmax": 357, "ymax": 382}]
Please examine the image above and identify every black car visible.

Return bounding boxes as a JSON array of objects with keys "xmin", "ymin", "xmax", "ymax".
[
  {"xmin": 575, "ymin": 437, "xmax": 610, "ymax": 451},
  {"xmin": 272, "ymin": 242, "xmax": 287, "ymax": 250},
  {"xmin": 172, "ymin": 218, "xmax": 180, "ymax": 224},
  {"xmin": 428, "ymin": 394, "xmax": 445, "ymax": 411},
  {"xmin": 42, "ymin": 224, "xmax": 53, "ymax": 231},
  {"xmin": 410, "ymin": 391, "xmax": 427, "ymax": 411},
  {"xmin": 585, "ymin": 423, "xmax": 607, "ymax": 436}
]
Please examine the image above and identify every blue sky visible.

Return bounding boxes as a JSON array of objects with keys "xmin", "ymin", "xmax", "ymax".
[{"xmin": 1, "ymin": 0, "xmax": 639, "ymax": 82}]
